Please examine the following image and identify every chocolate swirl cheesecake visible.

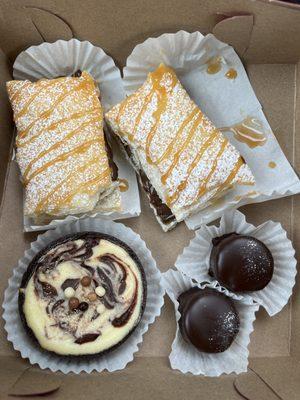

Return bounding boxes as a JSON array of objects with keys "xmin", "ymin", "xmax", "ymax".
[{"xmin": 18, "ymin": 232, "xmax": 146, "ymax": 356}]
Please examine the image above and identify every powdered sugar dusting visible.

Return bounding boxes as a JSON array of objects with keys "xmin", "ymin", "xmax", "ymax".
[
  {"xmin": 105, "ymin": 65, "xmax": 254, "ymax": 221},
  {"xmin": 7, "ymin": 72, "xmax": 116, "ymax": 219}
]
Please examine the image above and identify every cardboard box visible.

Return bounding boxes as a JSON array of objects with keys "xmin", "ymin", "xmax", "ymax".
[{"xmin": 0, "ymin": 0, "xmax": 299, "ymax": 399}]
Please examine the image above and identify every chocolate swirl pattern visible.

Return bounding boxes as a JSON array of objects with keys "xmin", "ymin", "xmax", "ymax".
[
  {"xmin": 6, "ymin": 72, "xmax": 121, "ymax": 221},
  {"xmin": 105, "ymin": 64, "xmax": 255, "ymax": 230},
  {"xmin": 19, "ymin": 233, "xmax": 146, "ymax": 356}
]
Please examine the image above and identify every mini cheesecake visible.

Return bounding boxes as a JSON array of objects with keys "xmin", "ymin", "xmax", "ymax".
[{"xmin": 18, "ymin": 232, "xmax": 147, "ymax": 357}]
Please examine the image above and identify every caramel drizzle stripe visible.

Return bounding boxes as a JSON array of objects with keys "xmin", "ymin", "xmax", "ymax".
[
  {"xmin": 24, "ymin": 137, "xmax": 102, "ymax": 185},
  {"xmin": 17, "ymin": 80, "xmax": 92, "ymax": 142},
  {"xmin": 213, "ymin": 157, "xmax": 244, "ymax": 198},
  {"xmin": 9, "ymin": 81, "xmax": 31, "ymax": 103},
  {"xmin": 166, "ymin": 130, "xmax": 220, "ymax": 206},
  {"xmin": 15, "ymin": 80, "xmax": 57, "ymax": 119},
  {"xmin": 18, "ymin": 108, "xmax": 100, "ymax": 148},
  {"xmin": 157, "ymin": 107, "xmax": 199, "ymax": 167},
  {"xmin": 129, "ymin": 90, "xmax": 155, "ymax": 142},
  {"xmin": 161, "ymin": 110, "xmax": 203, "ymax": 185},
  {"xmin": 52, "ymin": 168, "xmax": 110, "ymax": 213},
  {"xmin": 118, "ymin": 178, "xmax": 129, "ymax": 192},
  {"xmin": 145, "ymin": 73, "xmax": 177, "ymax": 165},
  {"xmin": 144, "ymin": 93, "xmax": 166, "ymax": 165},
  {"xmin": 35, "ymin": 156, "xmax": 103, "ymax": 213},
  {"xmin": 231, "ymin": 126, "xmax": 266, "ymax": 142},
  {"xmin": 194, "ymin": 139, "xmax": 228, "ymax": 200},
  {"xmin": 116, "ymin": 95, "xmax": 132, "ymax": 126},
  {"xmin": 120, "ymin": 67, "xmax": 176, "ymax": 160},
  {"xmin": 23, "ymin": 116, "xmax": 100, "ymax": 183}
]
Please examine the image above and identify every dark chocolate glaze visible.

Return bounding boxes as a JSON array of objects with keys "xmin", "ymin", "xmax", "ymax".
[
  {"xmin": 18, "ymin": 232, "xmax": 147, "ymax": 358},
  {"xmin": 178, "ymin": 287, "xmax": 240, "ymax": 353},
  {"xmin": 209, "ymin": 233, "xmax": 274, "ymax": 292}
]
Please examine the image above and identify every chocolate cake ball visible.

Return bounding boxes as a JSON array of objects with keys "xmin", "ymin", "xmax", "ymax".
[
  {"xmin": 178, "ymin": 287, "xmax": 240, "ymax": 353},
  {"xmin": 18, "ymin": 232, "xmax": 147, "ymax": 357},
  {"xmin": 209, "ymin": 233, "xmax": 274, "ymax": 292}
]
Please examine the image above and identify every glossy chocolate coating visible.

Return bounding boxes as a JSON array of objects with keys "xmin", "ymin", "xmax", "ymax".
[
  {"xmin": 209, "ymin": 233, "xmax": 274, "ymax": 292},
  {"xmin": 178, "ymin": 287, "xmax": 239, "ymax": 353}
]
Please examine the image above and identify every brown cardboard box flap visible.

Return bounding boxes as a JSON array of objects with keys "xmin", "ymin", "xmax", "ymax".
[
  {"xmin": 213, "ymin": 14, "xmax": 254, "ymax": 57},
  {"xmin": 23, "ymin": 6, "xmax": 74, "ymax": 43},
  {"xmin": 0, "ymin": 1, "xmax": 299, "ymax": 399},
  {"xmin": 235, "ymin": 357, "xmax": 300, "ymax": 400},
  {"xmin": 8, "ymin": 368, "xmax": 62, "ymax": 397}
]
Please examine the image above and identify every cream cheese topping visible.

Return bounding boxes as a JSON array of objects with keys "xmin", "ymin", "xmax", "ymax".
[{"xmin": 22, "ymin": 237, "xmax": 144, "ymax": 355}]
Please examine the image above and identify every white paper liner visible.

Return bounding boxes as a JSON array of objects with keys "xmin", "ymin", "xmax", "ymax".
[
  {"xmin": 162, "ymin": 269, "xmax": 259, "ymax": 376},
  {"xmin": 2, "ymin": 218, "xmax": 164, "ymax": 373},
  {"xmin": 123, "ymin": 30, "xmax": 300, "ymax": 230},
  {"xmin": 12, "ymin": 39, "xmax": 140, "ymax": 231},
  {"xmin": 175, "ymin": 209, "xmax": 297, "ymax": 316}
]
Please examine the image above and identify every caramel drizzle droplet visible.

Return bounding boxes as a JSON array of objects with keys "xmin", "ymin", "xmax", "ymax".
[
  {"xmin": 225, "ymin": 68, "xmax": 237, "ymax": 80},
  {"xmin": 220, "ymin": 117, "xmax": 267, "ymax": 148},
  {"xmin": 118, "ymin": 178, "xmax": 129, "ymax": 192},
  {"xmin": 206, "ymin": 57, "xmax": 222, "ymax": 75},
  {"xmin": 166, "ymin": 130, "xmax": 220, "ymax": 206},
  {"xmin": 234, "ymin": 190, "xmax": 258, "ymax": 201},
  {"xmin": 268, "ymin": 161, "xmax": 276, "ymax": 169}
]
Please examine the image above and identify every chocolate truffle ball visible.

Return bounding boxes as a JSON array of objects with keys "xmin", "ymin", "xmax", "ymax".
[
  {"xmin": 209, "ymin": 233, "xmax": 274, "ymax": 292},
  {"xmin": 178, "ymin": 287, "xmax": 239, "ymax": 353}
]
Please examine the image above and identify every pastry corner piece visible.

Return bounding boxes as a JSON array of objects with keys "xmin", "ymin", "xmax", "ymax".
[
  {"xmin": 105, "ymin": 63, "xmax": 255, "ymax": 231},
  {"xmin": 6, "ymin": 71, "xmax": 121, "ymax": 222}
]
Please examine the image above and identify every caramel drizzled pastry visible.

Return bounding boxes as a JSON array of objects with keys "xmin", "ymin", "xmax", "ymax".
[
  {"xmin": 105, "ymin": 64, "xmax": 255, "ymax": 231},
  {"xmin": 7, "ymin": 71, "xmax": 121, "ymax": 222}
]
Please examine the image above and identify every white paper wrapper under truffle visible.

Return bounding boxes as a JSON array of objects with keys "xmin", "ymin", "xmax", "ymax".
[
  {"xmin": 175, "ymin": 210, "xmax": 297, "ymax": 316},
  {"xmin": 123, "ymin": 30, "xmax": 300, "ymax": 230},
  {"xmin": 162, "ymin": 269, "xmax": 258, "ymax": 376},
  {"xmin": 12, "ymin": 39, "xmax": 140, "ymax": 232},
  {"xmin": 2, "ymin": 218, "xmax": 164, "ymax": 373}
]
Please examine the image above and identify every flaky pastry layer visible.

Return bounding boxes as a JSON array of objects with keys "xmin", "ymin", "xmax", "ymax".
[
  {"xmin": 7, "ymin": 71, "xmax": 120, "ymax": 220},
  {"xmin": 105, "ymin": 64, "xmax": 254, "ymax": 229}
]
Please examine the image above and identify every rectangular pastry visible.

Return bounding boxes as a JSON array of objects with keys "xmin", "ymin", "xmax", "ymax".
[
  {"xmin": 7, "ymin": 71, "xmax": 121, "ymax": 222},
  {"xmin": 105, "ymin": 64, "xmax": 255, "ymax": 231}
]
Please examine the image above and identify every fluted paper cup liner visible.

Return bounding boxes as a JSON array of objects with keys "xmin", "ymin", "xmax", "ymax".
[
  {"xmin": 3, "ymin": 218, "xmax": 164, "ymax": 373},
  {"xmin": 12, "ymin": 39, "xmax": 140, "ymax": 231},
  {"xmin": 123, "ymin": 30, "xmax": 300, "ymax": 230},
  {"xmin": 162, "ymin": 269, "xmax": 258, "ymax": 376},
  {"xmin": 175, "ymin": 210, "xmax": 297, "ymax": 316}
]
